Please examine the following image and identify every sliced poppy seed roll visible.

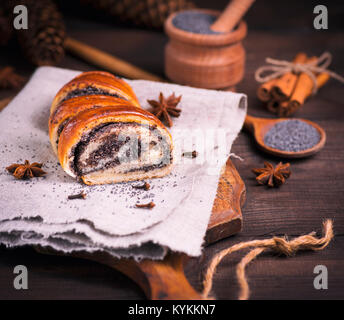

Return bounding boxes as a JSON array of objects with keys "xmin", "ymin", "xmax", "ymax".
[{"xmin": 49, "ymin": 71, "xmax": 173, "ymax": 185}]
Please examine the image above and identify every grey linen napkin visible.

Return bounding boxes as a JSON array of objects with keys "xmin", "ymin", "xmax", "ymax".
[{"xmin": 0, "ymin": 67, "xmax": 247, "ymax": 260}]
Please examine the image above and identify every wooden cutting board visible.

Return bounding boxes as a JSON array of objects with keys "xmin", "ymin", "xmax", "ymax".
[
  {"xmin": 37, "ymin": 157, "xmax": 246, "ymax": 300},
  {"xmin": 1, "ymin": 95, "xmax": 246, "ymax": 299}
]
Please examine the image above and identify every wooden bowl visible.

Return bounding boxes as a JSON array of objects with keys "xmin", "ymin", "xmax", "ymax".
[{"xmin": 164, "ymin": 9, "xmax": 247, "ymax": 90}]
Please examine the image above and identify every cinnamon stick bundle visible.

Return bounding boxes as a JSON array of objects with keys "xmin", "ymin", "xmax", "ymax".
[
  {"xmin": 271, "ymin": 52, "xmax": 307, "ymax": 101},
  {"xmin": 257, "ymin": 53, "xmax": 330, "ymax": 117}
]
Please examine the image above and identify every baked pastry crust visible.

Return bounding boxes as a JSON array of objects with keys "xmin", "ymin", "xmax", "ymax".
[
  {"xmin": 49, "ymin": 71, "xmax": 173, "ymax": 185},
  {"xmin": 50, "ymin": 71, "xmax": 140, "ymax": 114},
  {"xmin": 49, "ymin": 95, "xmax": 134, "ymax": 155}
]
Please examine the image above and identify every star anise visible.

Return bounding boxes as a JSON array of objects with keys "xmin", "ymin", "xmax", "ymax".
[
  {"xmin": 252, "ymin": 162, "xmax": 291, "ymax": 187},
  {"xmin": 6, "ymin": 160, "xmax": 47, "ymax": 180},
  {"xmin": 0, "ymin": 66, "xmax": 26, "ymax": 90},
  {"xmin": 147, "ymin": 92, "xmax": 182, "ymax": 127}
]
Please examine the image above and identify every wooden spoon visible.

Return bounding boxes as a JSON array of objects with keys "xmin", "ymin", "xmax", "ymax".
[{"xmin": 244, "ymin": 115, "xmax": 326, "ymax": 158}]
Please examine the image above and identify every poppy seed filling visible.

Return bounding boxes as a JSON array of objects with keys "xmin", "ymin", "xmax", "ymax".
[
  {"xmin": 62, "ymin": 86, "xmax": 123, "ymax": 102},
  {"xmin": 71, "ymin": 122, "xmax": 172, "ymax": 176}
]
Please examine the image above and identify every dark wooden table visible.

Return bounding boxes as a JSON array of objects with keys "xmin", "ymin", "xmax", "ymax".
[{"xmin": 1, "ymin": 0, "xmax": 343, "ymax": 299}]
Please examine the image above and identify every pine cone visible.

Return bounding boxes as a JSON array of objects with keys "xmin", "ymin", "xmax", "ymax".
[
  {"xmin": 80, "ymin": 0, "xmax": 196, "ymax": 29},
  {"xmin": 0, "ymin": 5, "xmax": 13, "ymax": 45},
  {"xmin": 8, "ymin": 0, "xmax": 66, "ymax": 66}
]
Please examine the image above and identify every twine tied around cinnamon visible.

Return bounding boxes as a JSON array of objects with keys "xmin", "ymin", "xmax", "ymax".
[
  {"xmin": 202, "ymin": 219, "xmax": 334, "ymax": 300},
  {"xmin": 255, "ymin": 52, "xmax": 344, "ymax": 94}
]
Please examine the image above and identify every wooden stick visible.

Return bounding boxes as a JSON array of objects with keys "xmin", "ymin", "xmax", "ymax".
[
  {"xmin": 211, "ymin": 0, "xmax": 255, "ymax": 33},
  {"xmin": 64, "ymin": 37, "xmax": 165, "ymax": 82}
]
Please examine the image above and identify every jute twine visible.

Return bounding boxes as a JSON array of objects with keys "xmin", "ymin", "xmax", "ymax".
[
  {"xmin": 202, "ymin": 219, "xmax": 334, "ymax": 300},
  {"xmin": 255, "ymin": 52, "xmax": 344, "ymax": 94}
]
